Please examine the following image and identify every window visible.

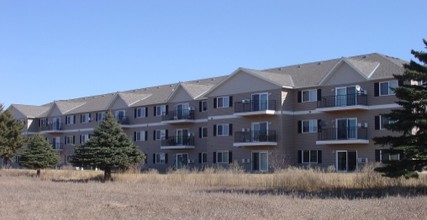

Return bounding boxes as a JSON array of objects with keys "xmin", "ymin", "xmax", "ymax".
[
  {"xmin": 135, "ymin": 107, "xmax": 147, "ymax": 118},
  {"xmin": 199, "ymin": 127, "xmax": 208, "ymax": 138},
  {"xmin": 154, "ymin": 153, "xmax": 167, "ymax": 164},
  {"xmin": 80, "ymin": 113, "xmax": 90, "ymax": 123},
  {"xmin": 200, "ymin": 100, "xmax": 208, "ymax": 112},
  {"xmin": 375, "ymin": 149, "xmax": 401, "ymax": 162},
  {"xmin": 379, "ymin": 80, "xmax": 398, "ymax": 96},
  {"xmin": 199, "ymin": 152, "xmax": 207, "ymax": 164},
  {"xmin": 252, "ymin": 151, "xmax": 268, "ymax": 172},
  {"xmin": 375, "ymin": 115, "xmax": 396, "ymax": 130},
  {"xmin": 39, "ymin": 118, "xmax": 48, "ymax": 127},
  {"xmin": 298, "ymin": 120, "xmax": 318, "ymax": 133},
  {"xmin": 215, "ymin": 124, "xmax": 231, "ymax": 136},
  {"xmin": 215, "ymin": 96, "xmax": 231, "ymax": 108},
  {"xmin": 134, "ymin": 131, "xmax": 147, "ymax": 141},
  {"xmin": 155, "ymin": 105, "xmax": 167, "ymax": 116},
  {"xmin": 80, "ymin": 134, "xmax": 90, "ymax": 143},
  {"xmin": 298, "ymin": 150, "xmax": 322, "ymax": 164},
  {"xmin": 65, "ymin": 115, "xmax": 75, "ymax": 125},
  {"xmin": 65, "ymin": 136, "xmax": 75, "ymax": 145},
  {"xmin": 154, "ymin": 129, "xmax": 167, "ymax": 140},
  {"xmin": 302, "ymin": 89, "xmax": 317, "ymax": 102},
  {"xmin": 96, "ymin": 112, "xmax": 106, "ymax": 121},
  {"xmin": 216, "ymin": 151, "xmax": 230, "ymax": 164},
  {"xmin": 115, "ymin": 110, "xmax": 126, "ymax": 120}
]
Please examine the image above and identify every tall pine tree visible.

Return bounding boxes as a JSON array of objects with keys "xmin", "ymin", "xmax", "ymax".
[
  {"xmin": 71, "ymin": 111, "xmax": 144, "ymax": 181},
  {"xmin": 19, "ymin": 134, "xmax": 59, "ymax": 176},
  {"xmin": 0, "ymin": 105, "xmax": 25, "ymax": 168},
  {"xmin": 374, "ymin": 39, "xmax": 427, "ymax": 178}
]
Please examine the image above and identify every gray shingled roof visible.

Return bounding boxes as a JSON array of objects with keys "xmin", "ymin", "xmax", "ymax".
[
  {"xmin": 10, "ymin": 53, "xmax": 407, "ymax": 118},
  {"xmin": 10, "ymin": 104, "xmax": 51, "ymax": 118},
  {"xmin": 264, "ymin": 53, "xmax": 406, "ymax": 88}
]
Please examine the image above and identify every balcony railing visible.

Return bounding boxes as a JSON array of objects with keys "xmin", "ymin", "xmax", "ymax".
[
  {"xmin": 51, "ymin": 143, "xmax": 64, "ymax": 150},
  {"xmin": 234, "ymin": 130, "xmax": 277, "ymax": 146},
  {"xmin": 40, "ymin": 122, "xmax": 63, "ymax": 131},
  {"xmin": 161, "ymin": 136, "xmax": 195, "ymax": 149},
  {"xmin": 317, "ymin": 94, "xmax": 367, "ymax": 109},
  {"xmin": 162, "ymin": 109, "xmax": 195, "ymax": 122},
  {"xmin": 234, "ymin": 100, "xmax": 277, "ymax": 114},
  {"xmin": 317, "ymin": 127, "xmax": 368, "ymax": 144},
  {"xmin": 116, "ymin": 116, "xmax": 129, "ymax": 125}
]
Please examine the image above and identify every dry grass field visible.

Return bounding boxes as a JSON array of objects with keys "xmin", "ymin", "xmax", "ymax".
[{"xmin": 1, "ymin": 167, "xmax": 426, "ymax": 219}]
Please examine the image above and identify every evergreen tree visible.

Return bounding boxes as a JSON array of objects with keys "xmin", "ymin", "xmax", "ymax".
[
  {"xmin": 71, "ymin": 111, "xmax": 144, "ymax": 181},
  {"xmin": 19, "ymin": 134, "xmax": 59, "ymax": 176},
  {"xmin": 374, "ymin": 39, "xmax": 427, "ymax": 178},
  {"xmin": 0, "ymin": 104, "xmax": 25, "ymax": 168}
]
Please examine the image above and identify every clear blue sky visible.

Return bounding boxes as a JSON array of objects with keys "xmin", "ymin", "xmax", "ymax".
[{"xmin": 1, "ymin": 1, "xmax": 426, "ymax": 108}]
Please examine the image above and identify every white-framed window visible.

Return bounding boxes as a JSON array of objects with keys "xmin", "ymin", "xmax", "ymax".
[
  {"xmin": 39, "ymin": 118, "xmax": 48, "ymax": 127},
  {"xmin": 134, "ymin": 131, "xmax": 147, "ymax": 141},
  {"xmin": 65, "ymin": 115, "xmax": 75, "ymax": 125},
  {"xmin": 96, "ymin": 112, "xmax": 106, "ymax": 121},
  {"xmin": 376, "ymin": 149, "xmax": 401, "ymax": 162},
  {"xmin": 299, "ymin": 150, "xmax": 321, "ymax": 163},
  {"xmin": 201, "ymin": 100, "xmax": 208, "ymax": 112},
  {"xmin": 135, "ymin": 107, "xmax": 147, "ymax": 118},
  {"xmin": 380, "ymin": 115, "xmax": 395, "ymax": 130},
  {"xmin": 252, "ymin": 151, "xmax": 268, "ymax": 172},
  {"xmin": 216, "ymin": 124, "xmax": 230, "ymax": 136},
  {"xmin": 155, "ymin": 105, "xmax": 167, "ymax": 116},
  {"xmin": 200, "ymin": 152, "xmax": 207, "ymax": 164},
  {"xmin": 80, "ymin": 134, "xmax": 90, "ymax": 143},
  {"xmin": 154, "ymin": 153, "xmax": 167, "ymax": 164},
  {"xmin": 380, "ymin": 80, "xmax": 398, "ymax": 96},
  {"xmin": 200, "ymin": 127, "xmax": 208, "ymax": 138},
  {"xmin": 80, "ymin": 113, "xmax": 90, "ymax": 123},
  {"xmin": 155, "ymin": 129, "xmax": 167, "ymax": 140},
  {"xmin": 115, "ymin": 110, "xmax": 126, "ymax": 120},
  {"xmin": 302, "ymin": 119, "xmax": 318, "ymax": 133},
  {"xmin": 65, "ymin": 136, "xmax": 75, "ymax": 145},
  {"xmin": 216, "ymin": 96, "xmax": 230, "ymax": 108},
  {"xmin": 302, "ymin": 89, "xmax": 317, "ymax": 102},
  {"xmin": 217, "ymin": 151, "xmax": 229, "ymax": 164}
]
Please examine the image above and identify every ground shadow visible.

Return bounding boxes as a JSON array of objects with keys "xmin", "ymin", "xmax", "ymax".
[{"xmin": 204, "ymin": 186, "xmax": 427, "ymax": 199}]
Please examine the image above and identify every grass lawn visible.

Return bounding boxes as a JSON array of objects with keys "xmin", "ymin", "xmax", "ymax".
[{"xmin": 0, "ymin": 167, "xmax": 426, "ymax": 219}]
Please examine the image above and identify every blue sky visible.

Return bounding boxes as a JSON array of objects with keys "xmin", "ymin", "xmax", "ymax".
[{"xmin": 1, "ymin": 1, "xmax": 426, "ymax": 108}]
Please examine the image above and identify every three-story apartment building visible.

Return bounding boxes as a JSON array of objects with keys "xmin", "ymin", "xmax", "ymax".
[{"xmin": 9, "ymin": 53, "xmax": 406, "ymax": 172}]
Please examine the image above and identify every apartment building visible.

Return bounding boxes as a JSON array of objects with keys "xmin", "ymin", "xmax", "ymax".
[{"xmin": 9, "ymin": 53, "xmax": 406, "ymax": 172}]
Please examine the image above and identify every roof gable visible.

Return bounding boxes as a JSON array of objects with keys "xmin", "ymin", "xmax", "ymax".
[
  {"xmin": 319, "ymin": 59, "xmax": 376, "ymax": 86},
  {"xmin": 167, "ymin": 84, "xmax": 194, "ymax": 103},
  {"xmin": 205, "ymin": 68, "xmax": 283, "ymax": 97}
]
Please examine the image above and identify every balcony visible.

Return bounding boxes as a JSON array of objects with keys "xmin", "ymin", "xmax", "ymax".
[
  {"xmin": 316, "ymin": 127, "xmax": 369, "ymax": 145},
  {"xmin": 317, "ymin": 94, "xmax": 368, "ymax": 112},
  {"xmin": 160, "ymin": 136, "xmax": 195, "ymax": 150},
  {"xmin": 162, "ymin": 109, "xmax": 195, "ymax": 124},
  {"xmin": 234, "ymin": 130, "xmax": 277, "ymax": 147},
  {"xmin": 234, "ymin": 100, "xmax": 277, "ymax": 116},
  {"xmin": 116, "ymin": 116, "xmax": 129, "ymax": 125},
  {"xmin": 40, "ymin": 122, "xmax": 63, "ymax": 133}
]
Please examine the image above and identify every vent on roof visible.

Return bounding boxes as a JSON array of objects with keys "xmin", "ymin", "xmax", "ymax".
[
  {"xmin": 278, "ymin": 67, "xmax": 282, "ymax": 71},
  {"xmin": 297, "ymin": 65, "xmax": 301, "ymax": 68},
  {"xmin": 317, "ymin": 62, "xmax": 321, "ymax": 65}
]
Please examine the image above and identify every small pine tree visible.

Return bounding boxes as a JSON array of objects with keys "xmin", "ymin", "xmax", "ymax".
[
  {"xmin": 0, "ymin": 105, "xmax": 25, "ymax": 168},
  {"xmin": 19, "ymin": 134, "xmax": 59, "ymax": 176},
  {"xmin": 374, "ymin": 39, "xmax": 427, "ymax": 178},
  {"xmin": 71, "ymin": 112, "xmax": 144, "ymax": 181}
]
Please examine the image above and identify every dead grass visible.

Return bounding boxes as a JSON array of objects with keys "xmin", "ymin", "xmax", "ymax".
[{"xmin": 0, "ymin": 168, "xmax": 426, "ymax": 220}]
